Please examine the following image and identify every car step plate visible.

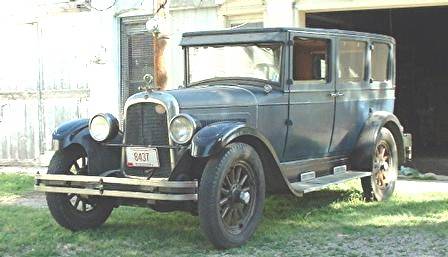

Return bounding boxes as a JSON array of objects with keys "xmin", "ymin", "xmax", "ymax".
[{"xmin": 290, "ymin": 171, "xmax": 371, "ymax": 194}]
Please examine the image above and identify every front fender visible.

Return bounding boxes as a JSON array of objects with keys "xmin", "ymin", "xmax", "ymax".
[
  {"xmin": 52, "ymin": 119, "xmax": 122, "ymax": 176},
  {"xmin": 351, "ymin": 111, "xmax": 405, "ymax": 170},
  {"xmin": 52, "ymin": 119, "xmax": 89, "ymax": 146},
  {"xmin": 191, "ymin": 121, "xmax": 279, "ymax": 162}
]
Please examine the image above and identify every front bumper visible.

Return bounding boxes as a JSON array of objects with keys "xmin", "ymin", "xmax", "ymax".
[{"xmin": 35, "ymin": 173, "xmax": 198, "ymax": 201}]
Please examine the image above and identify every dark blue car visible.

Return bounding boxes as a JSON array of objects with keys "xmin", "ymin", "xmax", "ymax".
[{"xmin": 36, "ymin": 27, "xmax": 412, "ymax": 248}]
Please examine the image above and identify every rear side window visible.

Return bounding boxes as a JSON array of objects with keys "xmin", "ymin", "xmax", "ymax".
[
  {"xmin": 371, "ymin": 43, "xmax": 390, "ymax": 82},
  {"xmin": 337, "ymin": 40, "xmax": 367, "ymax": 82},
  {"xmin": 293, "ymin": 37, "xmax": 330, "ymax": 82}
]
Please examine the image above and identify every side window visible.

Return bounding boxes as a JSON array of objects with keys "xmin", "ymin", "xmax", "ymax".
[
  {"xmin": 337, "ymin": 40, "xmax": 367, "ymax": 82},
  {"xmin": 371, "ymin": 43, "xmax": 390, "ymax": 82},
  {"xmin": 293, "ymin": 37, "xmax": 330, "ymax": 82}
]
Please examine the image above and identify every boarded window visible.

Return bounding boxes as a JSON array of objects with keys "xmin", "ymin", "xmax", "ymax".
[
  {"xmin": 371, "ymin": 43, "xmax": 390, "ymax": 81},
  {"xmin": 337, "ymin": 40, "xmax": 367, "ymax": 82},
  {"xmin": 293, "ymin": 37, "xmax": 330, "ymax": 82}
]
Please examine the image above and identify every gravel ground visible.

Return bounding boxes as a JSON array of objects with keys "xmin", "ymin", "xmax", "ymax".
[{"xmin": 0, "ymin": 166, "xmax": 47, "ymax": 175}]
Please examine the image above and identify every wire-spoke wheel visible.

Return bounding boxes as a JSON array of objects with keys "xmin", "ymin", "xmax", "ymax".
[
  {"xmin": 199, "ymin": 143, "xmax": 265, "ymax": 249},
  {"xmin": 65, "ymin": 155, "xmax": 97, "ymax": 214},
  {"xmin": 46, "ymin": 146, "xmax": 115, "ymax": 231},
  {"xmin": 362, "ymin": 127, "xmax": 398, "ymax": 201},
  {"xmin": 219, "ymin": 161, "xmax": 256, "ymax": 235}
]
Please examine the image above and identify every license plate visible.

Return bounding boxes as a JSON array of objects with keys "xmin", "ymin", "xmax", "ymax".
[{"xmin": 126, "ymin": 147, "xmax": 159, "ymax": 168}]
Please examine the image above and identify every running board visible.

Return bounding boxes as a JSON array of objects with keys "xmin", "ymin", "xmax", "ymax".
[{"xmin": 290, "ymin": 171, "xmax": 371, "ymax": 194}]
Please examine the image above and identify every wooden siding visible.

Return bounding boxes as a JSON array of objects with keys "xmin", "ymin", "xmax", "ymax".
[
  {"xmin": 0, "ymin": 16, "xmax": 93, "ymax": 166},
  {"xmin": 219, "ymin": 0, "xmax": 265, "ymax": 27},
  {"xmin": 219, "ymin": 0, "xmax": 266, "ymax": 16}
]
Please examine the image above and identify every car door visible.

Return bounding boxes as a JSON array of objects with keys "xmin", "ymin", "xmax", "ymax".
[
  {"xmin": 283, "ymin": 34, "xmax": 336, "ymax": 162},
  {"xmin": 329, "ymin": 38, "xmax": 369, "ymax": 154},
  {"xmin": 330, "ymin": 39, "xmax": 396, "ymax": 155}
]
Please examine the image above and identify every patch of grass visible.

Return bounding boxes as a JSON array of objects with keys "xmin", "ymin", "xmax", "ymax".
[
  {"xmin": 1, "ymin": 177, "xmax": 448, "ymax": 256},
  {"xmin": 0, "ymin": 173, "xmax": 34, "ymax": 197}
]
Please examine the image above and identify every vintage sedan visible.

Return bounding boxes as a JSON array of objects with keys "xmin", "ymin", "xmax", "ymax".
[{"xmin": 35, "ymin": 27, "xmax": 412, "ymax": 248}]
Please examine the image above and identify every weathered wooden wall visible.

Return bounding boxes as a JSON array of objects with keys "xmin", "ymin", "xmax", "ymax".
[{"xmin": 0, "ymin": 17, "xmax": 91, "ymax": 166}]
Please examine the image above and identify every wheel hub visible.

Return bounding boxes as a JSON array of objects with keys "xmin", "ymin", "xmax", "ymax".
[
  {"xmin": 374, "ymin": 142, "xmax": 392, "ymax": 188},
  {"xmin": 239, "ymin": 191, "xmax": 250, "ymax": 204}
]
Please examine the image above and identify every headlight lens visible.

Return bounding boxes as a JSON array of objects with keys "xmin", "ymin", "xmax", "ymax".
[
  {"xmin": 169, "ymin": 114, "xmax": 198, "ymax": 144},
  {"xmin": 89, "ymin": 113, "xmax": 119, "ymax": 142}
]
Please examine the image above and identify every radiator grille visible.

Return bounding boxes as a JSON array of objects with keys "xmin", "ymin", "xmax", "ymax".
[{"xmin": 124, "ymin": 102, "xmax": 172, "ymax": 177}]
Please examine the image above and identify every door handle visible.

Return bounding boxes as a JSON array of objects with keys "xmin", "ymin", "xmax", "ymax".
[{"xmin": 330, "ymin": 92, "xmax": 344, "ymax": 97}]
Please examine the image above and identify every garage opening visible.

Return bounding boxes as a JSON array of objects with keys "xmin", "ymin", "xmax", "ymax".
[{"xmin": 307, "ymin": 6, "xmax": 448, "ymax": 174}]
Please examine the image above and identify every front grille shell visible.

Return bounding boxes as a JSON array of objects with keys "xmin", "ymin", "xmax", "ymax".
[
  {"xmin": 124, "ymin": 103, "xmax": 171, "ymax": 177},
  {"xmin": 122, "ymin": 92, "xmax": 180, "ymax": 178}
]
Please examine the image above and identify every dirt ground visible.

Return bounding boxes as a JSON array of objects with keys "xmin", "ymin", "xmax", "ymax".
[{"xmin": 0, "ymin": 192, "xmax": 47, "ymax": 208}]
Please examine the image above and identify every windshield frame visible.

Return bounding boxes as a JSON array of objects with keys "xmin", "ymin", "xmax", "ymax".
[{"xmin": 183, "ymin": 42, "xmax": 285, "ymax": 88}]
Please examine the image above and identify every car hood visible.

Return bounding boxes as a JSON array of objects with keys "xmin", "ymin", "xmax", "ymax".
[{"xmin": 166, "ymin": 85, "xmax": 259, "ymax": 109}]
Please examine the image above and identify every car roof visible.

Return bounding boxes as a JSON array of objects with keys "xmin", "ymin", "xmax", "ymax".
[{"xmin": 180, "ymin": 27, "xmax": 395, "ymax": 46}]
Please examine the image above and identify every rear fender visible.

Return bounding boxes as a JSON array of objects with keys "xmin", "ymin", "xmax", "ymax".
[{"xmin": 351, "ymin": 111, "xmax": 405, "ymax": 170}]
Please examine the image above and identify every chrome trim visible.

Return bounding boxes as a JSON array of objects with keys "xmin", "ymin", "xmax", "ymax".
[
  {"xmin": 35, "ymin": 174, "xmax": 197, "ymax": 188},
  {"xmin": 35, "ymin": 185, "xmax": 197, "ymax": 201},
  {"xmin": 168, "ymin": 113, "xmax": 201, "ymax": 145},
  {"xmin": 123, "ymin": 91, "xmax": 180, "ymax": 170},
  {"xmin": 102, "ymin": 143, "xmax": 181, "ymax": 149},
  {"xmin": 35, "ymin": 174, "xmax": 198, "ymax": 201}
]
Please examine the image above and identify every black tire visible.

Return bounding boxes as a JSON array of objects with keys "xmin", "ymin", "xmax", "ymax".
[
  {"xmin": 198, "ymin": 143, "xmax": 265, "ymax": 249},
  {"xmin": 46, "ymin": 146, "xmax": 115, "ymax": 231},
  {"xmin": 362, "ymin": 127, "xmax": 399, "ymax": 201}
]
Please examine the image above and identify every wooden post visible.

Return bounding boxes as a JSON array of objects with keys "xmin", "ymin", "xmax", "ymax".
[{"xmin": 153, "ymin": 0, "xmax": 168, "ymax": 90}]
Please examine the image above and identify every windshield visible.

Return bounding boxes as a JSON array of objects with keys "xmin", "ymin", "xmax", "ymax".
[{"xmin": 187, "ymin": 43, "xmax": 282, "ymax": 85}]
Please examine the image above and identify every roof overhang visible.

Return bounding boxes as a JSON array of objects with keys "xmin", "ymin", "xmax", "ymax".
[
  {"xmin": 295, "ymin": 0, "xmax": 448, "ymax": 13},
  {"xmin": 180, "ymin": 28, "xmax": 289, "ymax": 46}
]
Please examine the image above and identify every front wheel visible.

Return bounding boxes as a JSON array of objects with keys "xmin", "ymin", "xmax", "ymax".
[
  {"xmin": 46, "ymin": 146, "xmax": 115, "ymax": 231},
  {"xmin": 362, "ymin": 127, "xmax": 399, "ymax": 201},
  {"xmin": 198, "ymin": 143, "xmax": 265, "ymax": 249}
]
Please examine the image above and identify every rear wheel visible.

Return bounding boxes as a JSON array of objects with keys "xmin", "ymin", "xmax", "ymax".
[
  {"xmin": 362, "ymin": 127, "xmax": 398, "ymax": 201},
  {"xmin": 198, "ymin": 143, "xmax": 265, "ymax": 249},
  {"xmin": 46, "ymin": 146, "xmax": 115, "ymax": 231}
]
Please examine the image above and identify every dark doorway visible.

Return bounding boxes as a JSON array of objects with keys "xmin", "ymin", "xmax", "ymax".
[{"xmin": 307, "ymin": 7, "xmax": 448, "ymax": 174}]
